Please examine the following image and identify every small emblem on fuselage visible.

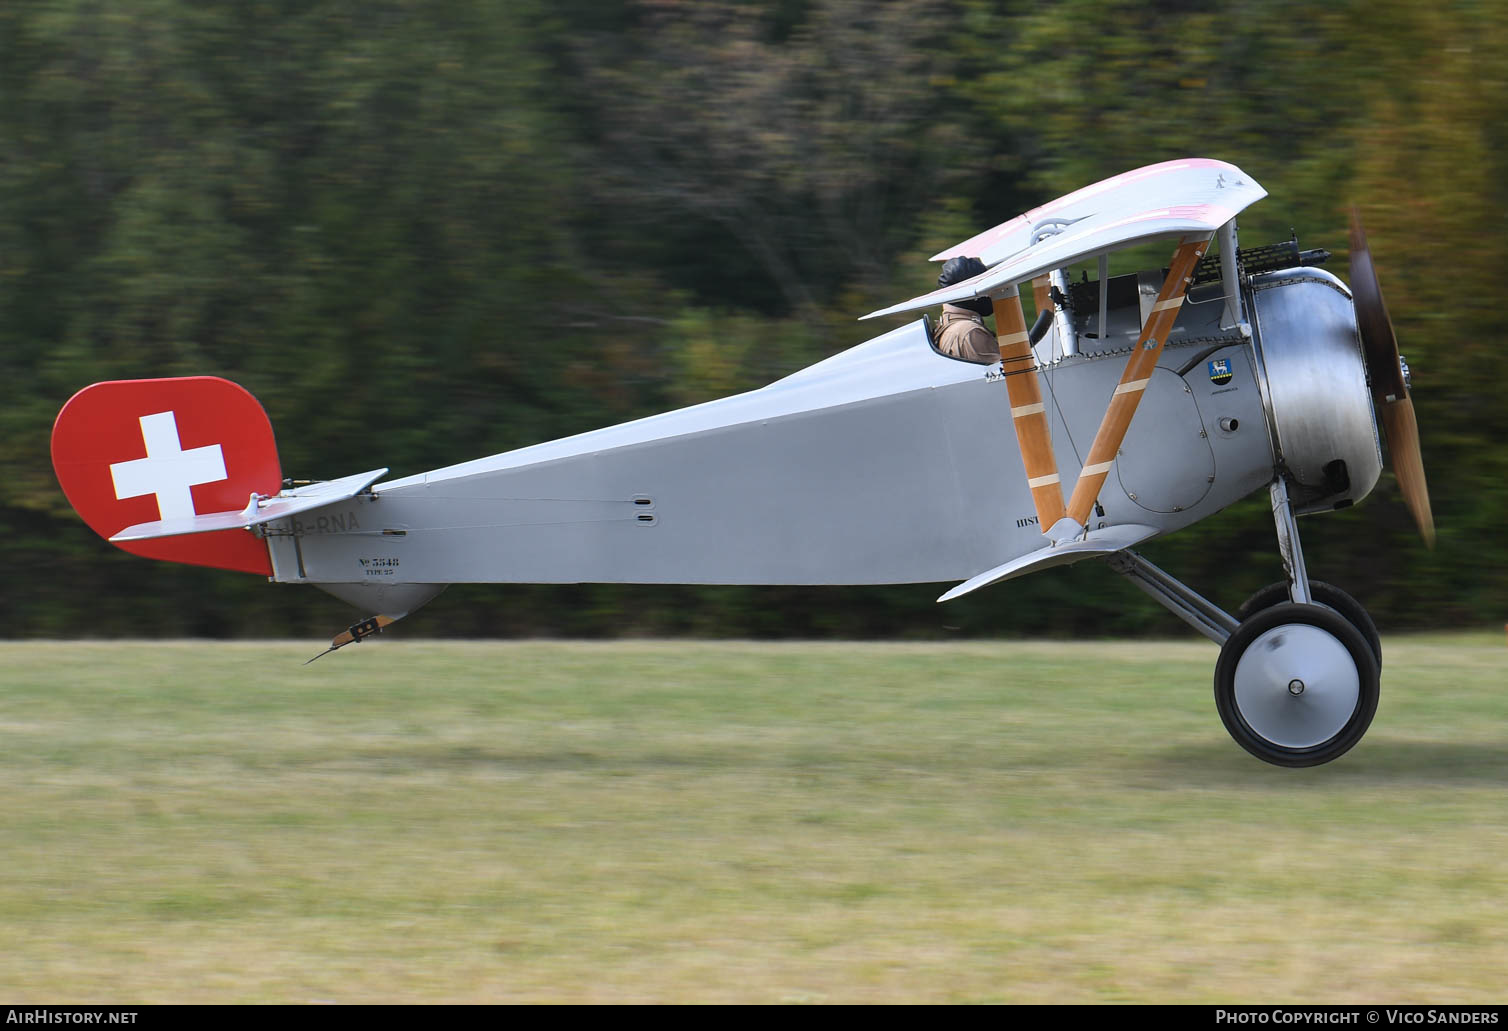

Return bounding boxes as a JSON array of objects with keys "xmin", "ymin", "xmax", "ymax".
[{"xmin": 1207, "ymin": 359, "xmax": 1233, "ymax": 386}]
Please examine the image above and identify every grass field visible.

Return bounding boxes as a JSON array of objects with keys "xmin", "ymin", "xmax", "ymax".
[{"xmin": 1, "ymin": 635, "xmax": 1505, "ymax": 1003}]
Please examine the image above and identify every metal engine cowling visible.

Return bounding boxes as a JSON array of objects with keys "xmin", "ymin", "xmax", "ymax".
[{"xmin": 1246, "ymin": 267, "xmax": 1383, "ymax": 514}]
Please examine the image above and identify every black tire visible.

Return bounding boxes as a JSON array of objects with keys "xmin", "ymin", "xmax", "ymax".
[
  {"xmin": 1237, "ymin": 580, "xmax": 1382, "ymax": 670},
  {"xmin": 1214, "ymin": 602, "xmax": 1380, "ymax": 768}
]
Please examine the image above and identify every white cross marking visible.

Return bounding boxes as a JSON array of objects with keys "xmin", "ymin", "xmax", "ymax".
[{"xmin": 110, "ymin": 411, "xmax": 227, "ymax": 521}]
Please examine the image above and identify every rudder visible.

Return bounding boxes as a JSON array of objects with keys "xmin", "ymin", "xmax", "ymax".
[{"xmin": 51, "ymin": 377, "xmax": 282, "ymax": 575}]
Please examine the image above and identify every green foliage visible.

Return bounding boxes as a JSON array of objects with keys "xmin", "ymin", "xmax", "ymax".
[{"xmin": 1, "ymin": 0, "xmax": 1502, "ymax": 638}]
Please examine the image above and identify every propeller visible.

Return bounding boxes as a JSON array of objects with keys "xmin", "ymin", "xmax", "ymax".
[{"xmin": 1349, "ymin": 207, "xmax": 1435, "ymax": 548}]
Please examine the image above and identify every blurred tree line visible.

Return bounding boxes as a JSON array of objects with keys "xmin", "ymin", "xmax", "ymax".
[{"xmin": 1, "ymin": 0, "xmax": 1502, "ymax": 639}]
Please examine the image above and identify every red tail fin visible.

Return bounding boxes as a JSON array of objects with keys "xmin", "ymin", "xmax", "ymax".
[{"xmin": 51, "ymin": 377, "xmax": 282, "ymax": 575}]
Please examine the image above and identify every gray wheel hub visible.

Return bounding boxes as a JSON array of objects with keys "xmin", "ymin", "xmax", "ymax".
[{"xmin": 1232, "ymin": 624, "xmax": 1360, "ymax": 748}]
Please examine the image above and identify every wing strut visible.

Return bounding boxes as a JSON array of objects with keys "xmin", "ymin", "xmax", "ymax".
[
  {"xmin": 1031, "ymin": 275, "xmax": 1052, "ymax": 319},
  {"xmin": 991, "ymin": 283, "xmax": 1067, "ymax": 530},
  {"xmin": 1059, "ymin": 234, "xmax": 1212, "ymax": 534}
]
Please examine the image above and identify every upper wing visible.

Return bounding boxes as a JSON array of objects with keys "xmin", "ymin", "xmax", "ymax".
[{"xmin": 862, "ymin": 158, "xmax": 1266, "ymax": 321}]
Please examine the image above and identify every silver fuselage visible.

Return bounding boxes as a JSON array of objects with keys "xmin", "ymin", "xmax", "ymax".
[{"xmin": 266, "ymin": 265, "xmax": 1379, "ymax": 613}]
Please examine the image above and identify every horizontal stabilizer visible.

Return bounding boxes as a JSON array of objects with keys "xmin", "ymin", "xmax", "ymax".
[
  {"xmin": 937, "ymin": 523, "xmax": 1159, "ymax": 602},
  {"xmin": 111, "ymin": 468, "xmax": 387, "ymax": 542}
]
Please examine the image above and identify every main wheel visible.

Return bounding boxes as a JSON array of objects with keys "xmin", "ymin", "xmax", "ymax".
[
  {"xmin": 1214, "ymin": 602, "xmax": 1380, "ymax": 767},
  {"xmin": 1237, "ymin": 580, "xmax": 1382, "ymax": 669}
]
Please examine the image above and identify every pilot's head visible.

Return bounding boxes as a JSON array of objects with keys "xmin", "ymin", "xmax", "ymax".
[{"xmin": 937, "ymin": 256, "xmax": 992, "ymax": 317}]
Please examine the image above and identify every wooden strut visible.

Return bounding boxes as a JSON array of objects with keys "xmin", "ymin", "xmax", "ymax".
[
  {"xmin": 1031, "ymin": 274, "xmax": 1052, "ymax": 316},
  {"xmin": 991, "ymin": 284, "xmax": 1067, "ymax": 529},
  {"xmin": 1062, "ymin": 234, "xmax": 1212, "ymax": 530}
]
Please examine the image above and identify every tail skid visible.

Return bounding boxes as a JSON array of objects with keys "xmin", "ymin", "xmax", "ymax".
[{"xmin": 304, "ymin": 614, "xmax": 396, "ymax": 664}]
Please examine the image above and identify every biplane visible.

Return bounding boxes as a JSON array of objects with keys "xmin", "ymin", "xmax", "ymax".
[{"xmin": 51, "ymin": 158, "xmax": 1432, "ymax": 767}]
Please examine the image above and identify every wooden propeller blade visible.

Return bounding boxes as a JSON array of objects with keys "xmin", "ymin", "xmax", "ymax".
[
  {"xmin": 1348, "ymin": 208, "xmax": 1406, "ymax": 403},
  {"xmin": 1350, "ymin": 207, "xmax": 1435, "ymax": 548},
  {"xmin": 1379, "ymin": 395, "xmax": 1436, "ymax": 549}
]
